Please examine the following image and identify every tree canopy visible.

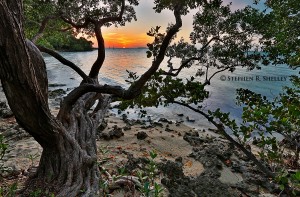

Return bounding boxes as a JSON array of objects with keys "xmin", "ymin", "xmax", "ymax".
[{"xmin": 0, "ymin": 0, "xmax": 299, "ymax": 196}]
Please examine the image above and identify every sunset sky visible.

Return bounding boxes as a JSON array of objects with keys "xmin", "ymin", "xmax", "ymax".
[{"xmin": 94, "ymin": 0, "xmax": 264, "ymax": 48}]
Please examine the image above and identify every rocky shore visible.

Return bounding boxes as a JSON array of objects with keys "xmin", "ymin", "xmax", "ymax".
[{"xmin": 0, "ymin": 85, "xmax": 279, "ymax": 196}]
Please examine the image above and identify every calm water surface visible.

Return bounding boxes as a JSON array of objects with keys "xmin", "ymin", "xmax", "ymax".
[{"xmin": 44, "ymin": 49, "xmax": 299, "ymax": 129}]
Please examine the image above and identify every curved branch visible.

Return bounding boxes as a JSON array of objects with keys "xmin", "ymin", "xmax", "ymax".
[
  {"xmin": 37, "ymin": 45, "xmax": 89, "ymax": 81},
  {"xmin": 172, "ymin": 100, "xmax": 276, "ymax": 179},
  {"xmin": 59, "ymin": 4, "xmax": 183, "ymax": 115},
  {"xmin": 88, "ymin": 23, "xmax": 105, "ymax": 78},
  {"xmin": 89, "ymin": 0, "xmax": 126, "ymax": 78},
  {"xmin": 57, "ymin": 83, "xmax": 127, "ymax": 119},
  {"xmin": 31, "ymin": 15, "xmax": 57, "ymax": 43},
  {"xmin": 160, "ymin": 36, "xmax": 220, "ymax": 77},
  {"xmin": 100, "ymin": 0, "xmax": 125, "ymax": 25},
  {"xmin": 161, "ymin": 57, "xmax": 201, "ymax": 76},
  {"xmin": 203, "ymin": 67, "xmax": 229, "ymax": 86},
  {"xmin": 61, "ymin": 16, "xmax": 93, "ymax": 29},
  {"xmin": 125, "ymin": 4, "xmax": 183, "ymax": 97}
]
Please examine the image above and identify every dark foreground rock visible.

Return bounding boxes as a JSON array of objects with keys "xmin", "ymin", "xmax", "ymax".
[
  {"xmin": 136, "ymin": 131, "xmax": 148, "ymax": 140},
  {"xmin": 99, "ymin": 125, "xmax": 124, "ymax": 140},
  {"xmin": 0, "ymin": 101, "xmax": 13, "ymax": 119},
  {"xmin": 48, "ymin": 89, "xmax": 66, "ymax": 99}
]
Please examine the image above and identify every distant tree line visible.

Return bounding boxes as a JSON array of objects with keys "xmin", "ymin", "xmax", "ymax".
[{"xmin": 50, "ymin": 35, "xmax": 94, "ymax": 52}]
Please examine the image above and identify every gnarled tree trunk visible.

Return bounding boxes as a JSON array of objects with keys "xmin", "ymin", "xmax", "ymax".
[
  {"xmin": 0, "ymin": 0, "xmax": 182, "ymax": 195},
  {"xmin": 0, "ymin": 1, "xmax": 109, "ymax": 196}
]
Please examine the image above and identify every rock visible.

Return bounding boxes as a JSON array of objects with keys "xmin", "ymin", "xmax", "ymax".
[
  {"xmin": 175, "ymin": 157, "xmax": 183, "ymax": 163},
  {"xmin": 97, "ymin": 120, "xmax": 108, "ymax": 132},
  {"xmin": 177, "ymin": 113, "xmax": 184, "ymax": 117},
  {"xmin": 49, "ymin": 89, "xmax": 66, "ymax": 99},
  {"xmin": 108, "ymin": 125, "xmax": 124, "ymax": 139},
  {"xmin": 141, "ymin": 125, "xmax": 153, "ymax": 129},
  {"xmin": 165, "ymin": 127, "xmax": 173, "ymax": 132},
  {"xmin": 123, "ymin": 125, "xmax": 131, "ymax": 131},
  {"xmin": 183, "ymin": 131, "xmax": 207, "ymax": 146},
  {"xmin": 100, "ymin": 133, "xmax": 110, "ymax": 140},
  {"xmin": 136, "ymin": 131, "xmax": 148, "ymax": 140},
  {"xmin": 153, "ymin": 122, "xmax": 163, "ymax": 127},
  {"xmin": 0, "ymin": 101, "xmax": 13, "ymax": 119},
  {"xmin": 99, "ymin": 125, "xmax": 124, "ymax": 140},
  {"xmin": 0, "ymin": 109, "xmax": 13, "ymax": 118},
  {"xmin": 48, "ymin": 83, "xmax": 66, "ymax": 87},
  {"xmin": 186, "ymin": 116, "xmax": 195, "ymax": 122},
  {"xmin": 158, "ymin": 118, "xmax": 172, "ymax": 124},
  {"xmin": 122, "ymin": 114, "xmax": 128, "ymax": 121}
]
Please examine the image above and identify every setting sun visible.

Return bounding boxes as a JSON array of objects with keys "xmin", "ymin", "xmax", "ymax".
[{"xmin": 91, "ymin": 31, "xmax": 152, "ymax": 48}]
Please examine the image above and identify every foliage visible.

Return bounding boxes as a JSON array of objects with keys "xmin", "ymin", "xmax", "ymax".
[
  {"xmin": 120, "ymin": 1, "xmax": 300, "ymax": 195},
  {"xmin": 255, "ymin": 0, "xmax": 300, "ymax": 67},
  {"xmin": 122, "ymin": 0, "xmax": 262, "ymax": 111},
  {"xmin": 212, "ymin": 76, "xmax": 300, "ymax": 194},
  {"xmin": 24, "ymin": 0, "xmax": 94, "ymax": 51},
  {"xmin": 0, "ymin": 183, "xmax": 17, "ymax": 197},
  {"xmin": 98, "ymin": 147, "xmax": 164, "ymax": 196},
  {"xmin": 137, "ymin": 150, "xmax": 164, "ymax": 197},
  {"xmin": 0, "ymin": 134, "xmax": 8, "ymax": 177}
]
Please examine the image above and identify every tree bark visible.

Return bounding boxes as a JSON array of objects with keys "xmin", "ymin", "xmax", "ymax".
[
  {"xmin": 0, "ymin": 0, "xmax": 183, "ymax": 195},
  {"xmin": 0, "ymin": 1, "xmax": 110, "ymax": 196}
]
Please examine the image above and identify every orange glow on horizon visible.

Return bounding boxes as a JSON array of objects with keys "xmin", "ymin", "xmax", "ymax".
[{"xmin": 90, "ymin": 32, "xmax": 152, "ymax": 48}]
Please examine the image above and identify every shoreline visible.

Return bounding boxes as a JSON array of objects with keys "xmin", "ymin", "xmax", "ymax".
[{"xmin": 0, "ymin": 85, "xmax": 277, "ymax": 196}]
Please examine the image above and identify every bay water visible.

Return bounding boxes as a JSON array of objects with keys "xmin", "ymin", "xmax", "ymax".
[{"xmin": 44, "ymin": 49, "xmax": 298, "ymax": 129}]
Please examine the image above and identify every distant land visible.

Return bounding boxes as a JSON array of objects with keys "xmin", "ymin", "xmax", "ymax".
[{"xmin": 103, "ymin": 47, "xmax": 147, "ymax": 49}]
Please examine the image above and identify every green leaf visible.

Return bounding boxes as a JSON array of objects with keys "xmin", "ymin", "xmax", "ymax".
[{"xmin": 146, "ymin": 51, "xmax": 152, "ymax": 58}]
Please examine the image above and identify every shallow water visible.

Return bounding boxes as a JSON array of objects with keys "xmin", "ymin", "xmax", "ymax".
[{"xmin": 44, "ymin": 49, "xmax": 298, "ymax": 129}]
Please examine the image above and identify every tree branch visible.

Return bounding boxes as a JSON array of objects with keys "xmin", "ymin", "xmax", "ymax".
[
  {"xmin": 31, "ymin": 15, "xmax": 57, "ymax": 43},
  {"xmin": 59, "ymin": 4, "xmax": 183, "ymax": 115},
  {"xmin": 100, "ymin": 0, "xmax": 125, "ymax": 25},
  {"xmin": 37, "ymin": 45, "xmax": 89, "ymax": 81},
  {"xmin": 61, "ymin": 16, "xmax": 93, "ymax": 29},
  {"xmin": 88, "ymin": 23, "xmax": 105, "ymax": 78},
  {"xmin": 88, "ymin": 0, "xmax": 126, "ymax": 78},
  {"xmin": 172, "ymin": 100, "xmax": 276, "ymax": 179},
  {"xmin": 160, "ymin": 36, "xmax": 220, "ymax": 77},
  {"xmin": 161, "ymin": 57, "xmax": 201, "ymax": 76},
  {"xmin": 203, "ymin": 67, "xmax": 229, "ymax": 86},
  {"xmin": 125, "ymin": 4, "xmax": 183, "ymax": 97}
]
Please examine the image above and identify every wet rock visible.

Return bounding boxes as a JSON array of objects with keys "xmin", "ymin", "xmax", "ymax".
[
  {"xmin": 49, "ymin": 89, "xmax": 66, "ymax": 99},
  {"xmin": 158, "ymin": 118, "xmax": 172, "ymax": 124},
  {"xmin": 122, "ymin": 114, "xmax": 128, "ymax": 121},
  {"xmin": 137, "ymin": 131, "xmax": 148, "ymax": 140},
  {"xmin": 48, "ymin": 83, "xmax": 66, "ymax": 88},
  {"xmin": 153, "ymin": 122, "xmax": 163, "ymax": 127},
  {"xmin": 186, "ymin": 116, "xmax": 195, "ymax": 122}
]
